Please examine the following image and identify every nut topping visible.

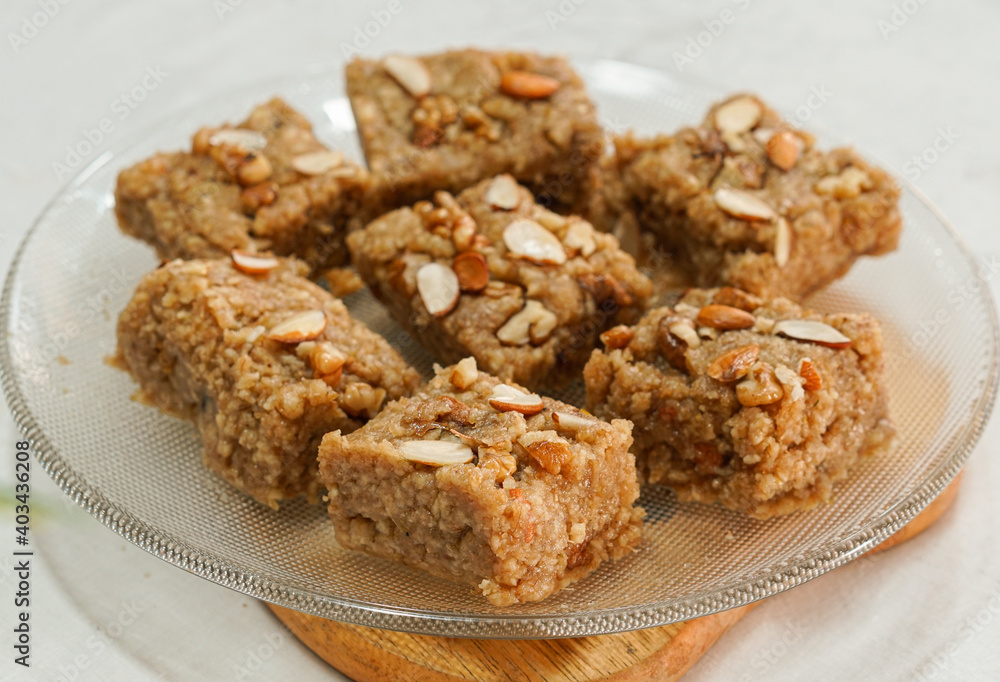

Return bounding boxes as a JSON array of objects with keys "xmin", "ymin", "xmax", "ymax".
[
  {"xmin": 600, "ymin": 325, "xmax": 634, "ymax": 350},
  {"xmin": 416, "ymin": 262, "xmax": 461, "ymax": 317},
  {"xmin": 668, "ymin": 320, "xmax": 701, "ymax": 349},
  {"xmin": 450, "ymin": 356, "xmax": 479, "ymax": 390},
  {"xmin": 563, "ymin": 221, "xmax": 597, "ymax": 257},
  {"xmin": 231, "ymin": 250, "xmax": 279, "ymax": 275},
  {"xmin": 552, "ymin": 411, "xmax": 592, "ymax": 431},
  {"xmin": 519, "ymin": 432, "xmax": 573, "ymax": 475},
  {"xmin": 772, "ymin": 319, "xmax": 851, "ymax": 348},
  {"xmin": 208, "ymin": 129, "xmax": 267, "ymax": 151},
  {"xmin": 714, "ymin": 188, "xmax": 777, "ymax": 222},
  {"xmin": 815, "ymin": 166, "xmax": 873, "ymax": 199},
  {"xmin": 774, "ymin": 218, "xmax": 792, "ymax": 267},
  {"xmin": 484, "ymin": 175, "xmax": 521, "ymax": 210},
  {"xmin": 452, "ymin": 251, "xmax": 490, "ymax": 292},
  {"xmin": 291, "ymin": 150, "xmax": 344, "ymax": 175},
  {"xmin": 774, "ymin": 364, "xmax": 805, "ymax": 402},
  {"xmin": 488, "ymin": 384, "xmax": 544, "ymax": 415},
  {"xmin": 497, "ymin": 300, "xmax": 558, "ymax": 346},
  {"xmin": 736, "ymin": 361, "xmax": 784, "ymax": 406},
  {"xmin": 766, "ymin": 131, "xmax": 801, "ymax": 171},
  {"xmin": 503, "ymin": 219, "xmax": 567, "ymax": 265},
  {"xmin": 310, "ymin": 342, "xmax": 346, "ymax": 387},
  {"xmin": 714, "ymin": 96, "xmax": 762, "ymax": 134},
  {"xmin": 236, "ymin": 154, "xmax": 273, "ymax": 186},
  {"xmin": 398, "ymin": 440, "xmax": 474, "ymax": 466},
  {"xmin": 696, "ymin": 304, "xmax": 756, "ymax": 330},
  {"xmin": 799, "ymin": 358, "xmax": 822, "ymax": 391},
  {"xmin": 707, "ymin": 344, "xmax": 760, "ymax": 382},
  {"xmin": 240, "ymin": 181, "xmax": 278, "ymax": 211},
  {"xmin": 267, "ymin": 310, "xmax": 327, "ymax": 343},
  {"xmin": 383, "ymin": 55, "xmax": 432, "ymax": 97},
  {"xmin": 500, "ymin": 71, "xmax": 561, "ymax": 99}
]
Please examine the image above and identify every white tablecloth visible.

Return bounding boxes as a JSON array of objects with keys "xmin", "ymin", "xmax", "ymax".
[{"xmin": 2, "ymin": 1, "xmax": 998, "ymax": 679}]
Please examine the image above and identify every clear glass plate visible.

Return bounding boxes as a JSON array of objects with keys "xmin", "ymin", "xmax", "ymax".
[{"xmin": 1, "ymin": 60, "xmax": 997, "ymax": 639}]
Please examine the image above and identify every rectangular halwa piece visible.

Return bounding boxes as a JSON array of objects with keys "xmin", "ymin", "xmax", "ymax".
[
  {"xmin": 609, "ymin": 94, "xmax": 902, "ymax": 300},
  {"xmin": 115, "ymin": 97, "xmax": 370, "ymax": 275},
  {"xmin": 347, "ymin": 49, "xmax": 604, "ymax": 214},
  {"xmin": 318, "ymin": 359, "xmax": 643, "ymax": 606},
  {"xmin": 347, "ymin": 174, "xmax": 652, "ymax": 391},
  {"xmin": 114, "ymin": 257, "xmax": 420, "ymax": 507},
  {"xmin": 584, "ymin": 287, "xmax": 893, "ymax": 519}
]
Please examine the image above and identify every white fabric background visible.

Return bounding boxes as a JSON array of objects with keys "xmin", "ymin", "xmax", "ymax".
[{"xmin": 1, "ymin": 1, "xmax": 998, "ymax": 680}]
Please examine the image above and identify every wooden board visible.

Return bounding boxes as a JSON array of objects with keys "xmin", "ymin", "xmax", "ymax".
[{"xmin": 270, "ymin": 475, "xmax": 962, "ymax": 681}]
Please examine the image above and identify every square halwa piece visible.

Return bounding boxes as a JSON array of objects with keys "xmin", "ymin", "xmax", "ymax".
[
  {"xmin": 318, "ymin": 358, "xmax": 643, "ymax": 606},
  {"xmin": 115, "ymin": 98, "xmax": 370, "ymax": 275},
  {"xmin": 609, "ymin": 94, "xmax": 902, "ymax": 299},
  {"xmin": 114, "ymin": 257, "xmax": 420, "ymax": 507},
  {"xmin": 584, "ymin": 287, "xmax": 893, "ymax": 519},
  {"xmin": 346, "ymin": 49, "xmax": 604, "ymax": 213},
  {"xmin": 347, "ymin": 174, "xmax": 652, "ymax": 391}
]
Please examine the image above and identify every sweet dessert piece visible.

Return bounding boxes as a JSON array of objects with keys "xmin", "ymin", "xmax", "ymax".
[
  {"xmin": 605, "ymin": 94, "xmax": 902, "ymax": 300},
  {"xmin": 347, "ymin": 174, "xmax": 653, "ymax": 390},
  {"xmin": 113, "ymin": 257, "xmax": 420, "ymax": 507},
  {"xmin": 318, "ymin": 358, "xmax": 643, "ymax": 606},
  {"xmin": 115, "ymin": 98, "xmax": 371, "ymax": 275},
  {"xmin": 346, "ymin": 49, "xmax": 604, "ymax": 214},
  {"xmin": 584, "ymin": 287, "xmax": 893, "ymax": 519}
]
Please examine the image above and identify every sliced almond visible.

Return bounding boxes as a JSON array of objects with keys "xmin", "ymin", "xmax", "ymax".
[
  {"xmin": 267, "ymin": 310, "xmax": 327, "ymax": 343},
  {"xmin": 484, "ymin": 175, "xmax": 521, "ymax": 210},
  {"xmin": 714, "ymin": 96, "xmax": 762, "ymax": 135},
  {"xmin": 503, "ymin": 219, "xmax": 567, "ymax": 265},
  {"xmin": 563, "ymin": 221, "xmax": 597, "ymax": 257},
  {"xmin": 383, "ymin": 55, "xmax": 432, "ymax": 97},
  {"xmin": 714, "ymin": 188, "xmax": 777, "ymax": 222},
  {"xmin": 500, "ymin": 71, "xmax": 561, "ymax": 99},
  {"xmin": 766, "ymin": 131, "xmax": 800, "ymax": 171},
  {"xmin": 291, "ymin": 150, "xmax": 344, "ymax": 176},
  {"xmin": 450, "ymin": 356, "xmax": 479, "ymax": 390},
  {"xmin": 488, "ymin": 384, "xmax": 544, "ymax": 415},
  {"xmin": 600, "ymin": 324, "xmax": 633, "ymax": 350},
  {"xmin": 552, "ymin": 411, "xmax": 592, "ymax": 431},
  {"xmin": 736, "ymin": 361, "xmax": 784, "ymax": 406},
  {"xmin": 452, "ymin": 251, "xmax": 490, "ymax": 292},
  {"xmin": 398, "ymin": 440, "xmax": 474, "ymax": 466},
  {"xmin": 209, "ymin": 129, "xmax": 267, "ymax": 151},
  {"xmin": 772, "ymin": 319, "xmax": 851, "ymax": 349},
  {"xmin": 668, "ymin": 320, "xmax": 701, "ymax": 349},
  {"xmin": 497, "ymin": 300, "xmax": 558, "ymax": 346},
  {"xmin": 708, "ymin": 344, "xmax": 760, "ymax": 382},
  {"xmin": 696, "ymin": 304, "xmax": 756, "ymax": 330},
  {"xmin": 231, "ymin": 250, "xmax": 279, "ymax": 275},
  {"xmin": 799, "ymin": 358, "xmax": 822, "ymax": 391},
  {"xmin": 416, "ymin": 262, "xmax": 460, "ymax": 317},
  {"xmin": 774, "ymin": 218, "xmax": 792, "ymax": 267}
]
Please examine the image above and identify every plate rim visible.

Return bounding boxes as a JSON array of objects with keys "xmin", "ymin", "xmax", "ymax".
[{"xmin": 2, "ymin": 58, "xmax": 997, "ymax": 639}]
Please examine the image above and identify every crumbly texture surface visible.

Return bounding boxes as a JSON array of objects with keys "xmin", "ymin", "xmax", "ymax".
[
  {"xmin": 347, "ymin": 175, "xmax": 652, "ymax": 390},
  {"xmin": 347, "ymin": 49, "xmax": 604, "ymax": 215},
  {"xmin": 584, "ymin": 287, "xmax": 893, "ymax": 518},
  {"xmin": 318, "ymin": 360, "xmax": 643, "ymax": 606},
  {"xmin": 114, "ymin": 258, "xmax": 420, "ymax": 507},
  {"xmin": 604, "ymin": 94, "xmax": 902, "ymax": 300},
  {"xmin": 115, "ymin": 98, "xmax": 371, "ymax": 275}
]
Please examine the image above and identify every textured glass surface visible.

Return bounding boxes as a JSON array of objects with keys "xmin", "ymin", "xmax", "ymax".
[{"xmin": 1, "ymin": 61, "xmax": 996, "ymax": 639}]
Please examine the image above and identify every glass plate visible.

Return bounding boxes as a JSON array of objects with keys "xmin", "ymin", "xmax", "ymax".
[{"xmin": 2, "ymin": 60, "xmax": 997, "ymax": 639}]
